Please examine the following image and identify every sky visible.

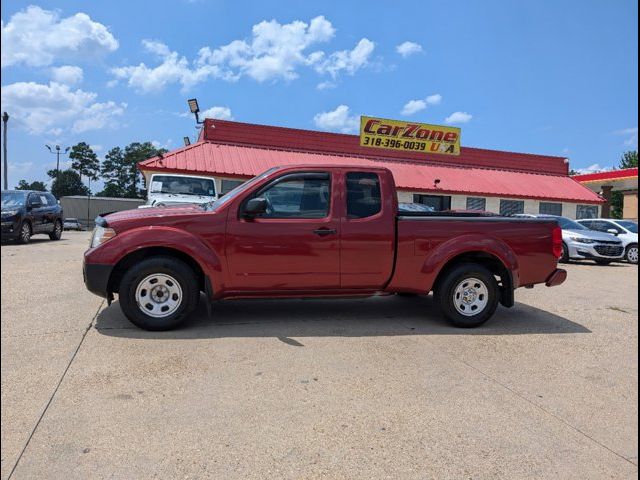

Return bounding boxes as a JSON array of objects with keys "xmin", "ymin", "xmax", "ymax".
[{"xmin": 1, "ymin": 0, "xmax": 638, "ymax": 191}]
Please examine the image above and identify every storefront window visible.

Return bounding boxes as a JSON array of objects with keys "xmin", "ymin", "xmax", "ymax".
[
  {"xmin": 576, "ymin": 204, "xmax": 599, "ymax": 219},
  {"xmin": 499, "ymin": 199, "xmax": 525, "ymax": 216},
  {"xmin": 466, "ymin": 197, "xmax": 487, "ymax": 211},
  {"xmin": 539, "ymin": 202, "xmax": 563, "ymax": 216},
  {"xmin": 413, "ymin": 194, "xmax": 451, "ymax": 211}
]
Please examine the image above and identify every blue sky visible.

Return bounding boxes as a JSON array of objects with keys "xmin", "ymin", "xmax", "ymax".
[{"xmin": 1, "ymin": 0, "xmax": 638, "ymax": 190}]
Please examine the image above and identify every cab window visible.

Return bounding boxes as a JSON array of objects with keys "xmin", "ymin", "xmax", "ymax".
[
  {"xmin": 346, "ymin": 172, "xmax": 381, "ymax": 218},
  {"xmin": 255, "ymin": 173, "xmax": 330, "ymax": 219}
]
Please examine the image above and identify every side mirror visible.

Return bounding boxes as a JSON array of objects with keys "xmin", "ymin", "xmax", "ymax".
[
  {"xmin": 243, "ymin": 197, "xmax": 267, "ymax": 218},
  {"xmin": 606, "ymin": 228, "xmax": 619, "ymax": 236}
]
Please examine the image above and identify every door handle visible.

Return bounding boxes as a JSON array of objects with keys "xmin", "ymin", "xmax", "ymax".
[{"xmin": 313, "ymin": 228, "xmax": 337, "ymax": 237}]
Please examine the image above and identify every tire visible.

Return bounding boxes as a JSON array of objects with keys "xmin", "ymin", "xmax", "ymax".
[
  {"xmin": 435, "ymin": 263, "xmax": 500, "ymax": 328},
  {"xmin": 626, "ymin": 244, "xmax": 638, "ymax": 264},
  {"xmin": 118, "ymin": 256, "xmax": 200, "ymax": 331},
  {"xmin": 595, "ymin": 260, "xmax": 611, "ymax": 265},
  {"xmin": 17, "ymin": 221, "xmax": 31, "ymax": 244},
  {"xmin": 49, "ymin": 219, "xmax": 63, "ymax": 240},
  {"xmin": 559, "ymin": 243, "xmax": 570, "ymax": 263}
]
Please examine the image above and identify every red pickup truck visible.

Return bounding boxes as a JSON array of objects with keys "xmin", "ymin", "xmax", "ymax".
[{"xmin": 84, "ymin": 165, "xmax": 566, "ymax": 331}]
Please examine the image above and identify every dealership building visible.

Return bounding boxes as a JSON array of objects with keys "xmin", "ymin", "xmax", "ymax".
[{"xmin": 139, "ymin": 119, "xmax": 604, "ymax": 219}]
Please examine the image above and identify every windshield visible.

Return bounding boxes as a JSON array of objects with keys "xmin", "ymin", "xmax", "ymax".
[
  {"xmin": 556, "ymin": 216, "xmax": 587, "ymax": 230},
  {"xmin": 149, "ymin": 175, "xmax": 215, "ymax": 196},
  {"xmin": 202, "ymin": 168, "xmax": 278, "ymax": 211},
  {"xmin": 616, "ymin": 220, "xmax": 638, "ymax": 233},
  {"xmin": 1, "ymin": 192, "xmax": 26, "ymax": 208}
]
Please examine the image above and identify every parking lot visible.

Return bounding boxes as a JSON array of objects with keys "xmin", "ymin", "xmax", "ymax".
[{"xmin": 1, "ymin": 231, "xmax": 637, "ymax": 479}]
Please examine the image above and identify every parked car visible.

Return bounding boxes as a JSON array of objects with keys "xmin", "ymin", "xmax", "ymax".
[
  {"xmin": 63, "ymin": 218, "xmax": 85, "ymax": 231},
  {"xmin": 576, "ymin": 218, "xmax": 638, "ymax": 264},
  {"xmin": 513, "ymin": 214, "xmax": 624, "ymax": 264},
  {"xmin": 84, "ymin": 165, "xmax": 566, "ymax": 331},
  {"xmin": 1, "ymin": 190, "xmax": 63, "ymax": 244}
]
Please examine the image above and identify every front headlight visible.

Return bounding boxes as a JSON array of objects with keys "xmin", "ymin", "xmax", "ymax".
[
  {"xmin": 90, "ymin": 226, "xmax": 116, "ymax": 248},
  {"xmin": 1, "ymin": 209, "xmax": 18, "ymax": 217},
  {"xmin": 570, "ymin": 236, "xmax": 595, "ymax": 244}
]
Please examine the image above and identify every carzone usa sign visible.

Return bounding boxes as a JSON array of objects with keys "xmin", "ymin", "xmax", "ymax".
[{"xmin": 360, "ymin": 116, "xmax": 461, "ymax": 156}]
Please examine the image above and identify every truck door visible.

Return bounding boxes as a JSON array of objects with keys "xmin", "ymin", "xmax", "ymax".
[
  {"xmin": 339, "ymin": 171, "xmax": 396, "ymax": 289},
  {"xmin": 226, "ymin": 171, "xmax": 340, "ymax": 291}
]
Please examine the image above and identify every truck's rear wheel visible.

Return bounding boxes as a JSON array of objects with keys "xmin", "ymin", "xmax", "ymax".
[
  {"xmin": 435, "ymin": 263, "xmax": 500, "ymax": 328},
  {"xmin": 118, "ymin": 256, "xmax": 200, "ymax": 331}
]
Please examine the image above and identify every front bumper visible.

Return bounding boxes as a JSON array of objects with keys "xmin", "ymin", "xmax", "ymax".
[
  {"xmin": 1, "ymin": 218, "xmax": 20, "ymax": 239},
  {"xmin": 567, "ymin": 241, "xmax": 624, "ymax": 260},
  {"xmin": 83, "ymin": 261, "xmax": 113, "ymax": 298}
]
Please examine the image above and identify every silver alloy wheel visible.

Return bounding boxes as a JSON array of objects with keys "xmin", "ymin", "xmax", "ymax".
[
  {"xmin": 628, "ymin": 246, "xmax": 638, "ymax": 264},
  {"xmin": 54, "ymin": 221, "xmax": 62, "ymax": 237},
  {"xmin": 135, "ymin": 273, "xmax": 183, "ymax": 318},
  {"xmin": 20, "ymin": 223, "xmax": 30, "ymax": 242},
  {"xmin": 453, "ymin": 277, "xmax": 489, "ymax": 316}
]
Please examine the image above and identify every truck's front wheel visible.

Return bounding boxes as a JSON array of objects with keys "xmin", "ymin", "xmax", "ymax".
[
  {"xmin": 119, "ymin": 256, "xmax": 200, "ymax": 331},
  {"xmin": 435, "ymin": 263, "xmax": 500, "ymax": 328}
]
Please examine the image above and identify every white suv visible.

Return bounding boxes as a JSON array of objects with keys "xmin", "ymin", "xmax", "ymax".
[{"xmin": 577, "ymin": 219, "xmax": 638, "ymax": 264}]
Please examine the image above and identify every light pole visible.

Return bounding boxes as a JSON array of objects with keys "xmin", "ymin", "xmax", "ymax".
[
  {"xmin": 45, "ymin": 144, "xmax": 70, "ymax": 195},
  {"xmin": 2, "ymin": 112, "xmax": 8, "ymax": 190}
]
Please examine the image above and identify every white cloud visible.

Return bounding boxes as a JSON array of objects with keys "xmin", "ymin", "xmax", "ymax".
[
  {"xmin": 401, "ymin": 99, "xmax": 427, "ymax": 116},
  {"xmin": 396, "ymin": 41, "xmax": 423, "ymax": 58},
  {"xmin": 1, "ymin": 5, "xmax": 118, "ymax": 67},
  {"xmin": 8, "ymin": 161, "xmax": 34, "ymax": 176},
  {"xmin": 152, "ymin": 139, "xmax": 173, "ymax": 150},
  {"xmin": 313, "ymin": 105, "xmax": 359, "ymax": 133},
  {"xmin": 615, "ymin": 127, "xmax": 638, "ymax": 147},
  {"xmin": 316, "ymin": 80, "xmax": 337, "ymax": 90},
  {"xmin": 0, "ymin": 81, "xmax": 126, "ymax": 135},
  {"xmin": 445, "ymin": 111, "xmax": 473, "ymax": 124},
  {"xmin": 311, "ymin": 38, "xmax": 375, "ymax": 79},
  {"xmin": 111, "ymin": 16, "xmax": 374, "ymax": 92},
  {"xmin": 50, "ymin": 65, "xmax": 84, "ymax": 85},
  {"xmin": 574, "ymin": 163, "xmax": 615, "ymax": 174},
  {"xmin": 401, "ymin": 93, "xmax": 442, "ymax": 116},
  {"xmin": 200, "ymin": 106, "xmax": 233, "ymax": 120}
]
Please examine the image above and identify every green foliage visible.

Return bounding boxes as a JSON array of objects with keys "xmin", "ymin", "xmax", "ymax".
[
  {"xmin": 15, "ymin": 179, "xmax": 47, "ymax": 191},
  {"xmin": 619, "ymin": 150, "xmax": 638, "ymax": 169},
  {"xmin": 99, "ymin": 142, "xmax": 166, "ymax": 198},
  {"xmin": 47, "ymin": 169, "xmax": 89, "ymax": 197},
  {"xmin": 69, "ymin": 142, "xmax": 100, "ymax": 182},
  {"xmin": 610, "ymin": 191, "xmax": 624, "ymax": 219}
]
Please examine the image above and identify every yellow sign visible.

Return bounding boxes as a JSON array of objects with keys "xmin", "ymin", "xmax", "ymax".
[{"xmin": 359, "ymin": 116, "xmax": 461, "ymax": 156}]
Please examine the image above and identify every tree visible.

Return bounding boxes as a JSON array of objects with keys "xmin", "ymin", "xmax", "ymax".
[
  {"xmin": 69, "ymin": 142, "xmax": 100, "ymax": 191},
  {"xmin": 15, "ymin": 180, "xmax": 47, "ymax": 191},
  {"xmin": 48, "ymin": 169, "xmax": 89, "ymax": 197},
  {"xmin": 100, "ymin": 142, "xmax": 166, "ymax": 198},
  {"xmin": 619, "ymin": 150, "xmax": 638, "ymax": 169}
]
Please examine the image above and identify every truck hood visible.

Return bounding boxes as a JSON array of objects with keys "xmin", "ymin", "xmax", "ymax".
[{"xmin": 103, "ymin": 204, "xmax": 205, "ymax": 230}]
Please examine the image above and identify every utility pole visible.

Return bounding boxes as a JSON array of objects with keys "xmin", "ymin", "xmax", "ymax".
[
  {"xmin": 45, "ymin": 144, "xmax": 70, "ymax": 196},
  {"xmin": 2, "ymin": 112, "xmax": 8, "ymax": 190}
]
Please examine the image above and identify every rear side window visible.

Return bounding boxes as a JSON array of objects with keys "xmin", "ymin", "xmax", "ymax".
[
  {"xmin": 346, "ymin": 172, "xmax": 381, "ymax": 218},
  {"xmin": 45, "ymin": 193, "xmax": 57, "ymax": 205}
]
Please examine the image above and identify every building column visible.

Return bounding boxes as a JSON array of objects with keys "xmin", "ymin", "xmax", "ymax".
[{"xmin": 600, "ymin": 185, "xmax": 613, "ymax": 218}]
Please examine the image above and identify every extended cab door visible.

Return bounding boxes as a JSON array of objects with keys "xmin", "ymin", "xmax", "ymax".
[
  {"xmin": 226, "ymin": 171, "xmax": 340, "ymax": 291},
  {"xmin": 339, "ymin": 170, "xmax": 396, "ymax": 289}
]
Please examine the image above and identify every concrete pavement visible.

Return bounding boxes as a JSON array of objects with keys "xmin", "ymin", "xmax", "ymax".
[{"xmin": 1, "ymin": 232, "xmax": 637, "ymax": 479}]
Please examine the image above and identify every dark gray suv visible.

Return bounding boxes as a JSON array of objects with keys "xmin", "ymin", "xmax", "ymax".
[{"xmin": 1, "ymin": 190, "xmax": 63, "ymax": 244}]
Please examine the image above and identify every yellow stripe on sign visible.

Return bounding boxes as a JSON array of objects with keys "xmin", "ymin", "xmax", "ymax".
[{"xmin": 359, "ymin": 116, "xmax": 461, "ymax": 156}]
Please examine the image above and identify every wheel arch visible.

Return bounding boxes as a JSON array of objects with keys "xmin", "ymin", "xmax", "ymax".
[{"xmin": 432, "ymin": 251, "xmax": 515, "ymax": 308}]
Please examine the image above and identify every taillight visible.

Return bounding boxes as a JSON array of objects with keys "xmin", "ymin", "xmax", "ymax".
[{"xmin": 552, "ymin": 226, "xmax": 563, "ymax": 259}]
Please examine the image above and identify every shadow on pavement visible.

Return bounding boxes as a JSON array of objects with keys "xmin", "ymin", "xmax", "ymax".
[{"xmin": 95, "ymin": 294, "xmax": 591, "ymax": 340}]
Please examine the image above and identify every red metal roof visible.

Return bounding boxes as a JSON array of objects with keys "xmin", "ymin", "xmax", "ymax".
[
  {"xmin": 139, "ymin": 140, "xmax": 603, "ymax": 204},
  {"xmin": 572, "ymin": 168, "xmax": 638, "ymax": 183},
  {"xmin": 197, "ymin": 119, "xmax": 569, "ymax": 175}
]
